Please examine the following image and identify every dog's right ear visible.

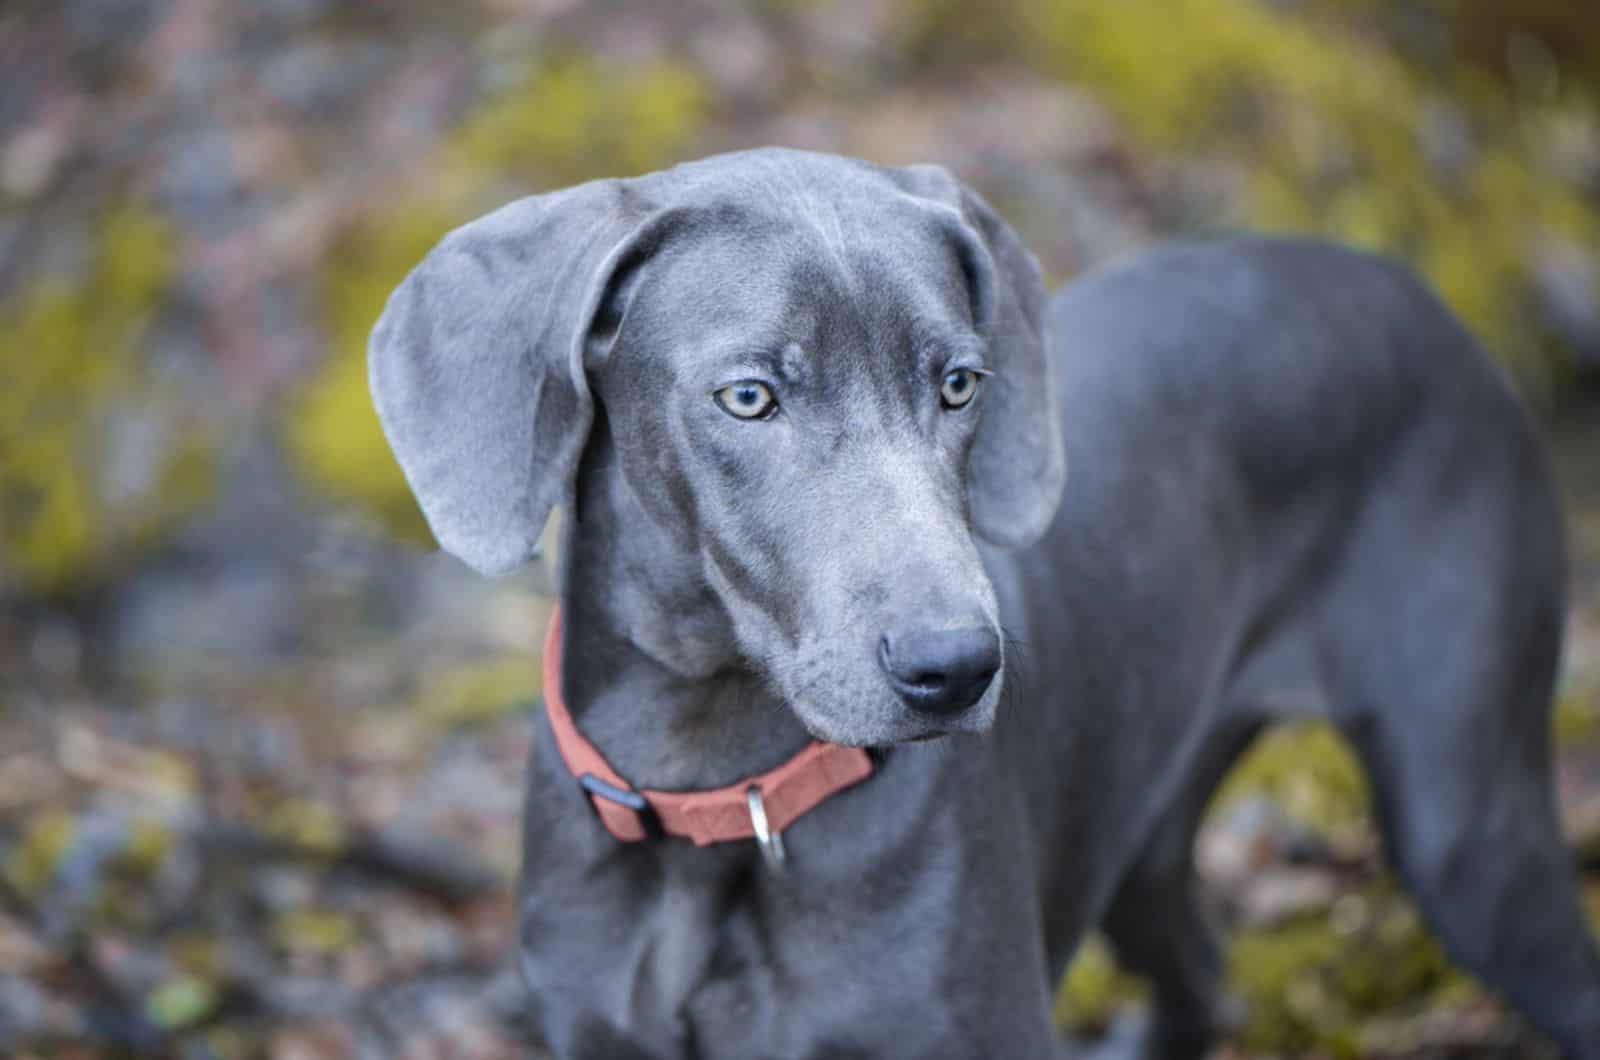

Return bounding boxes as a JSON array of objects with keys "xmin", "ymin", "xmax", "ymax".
[{"xmin": 369, "ymin": 182, "xmax": 654, "ymax": 576}]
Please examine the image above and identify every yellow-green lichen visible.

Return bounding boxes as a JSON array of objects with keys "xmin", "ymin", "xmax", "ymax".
[
  {"xmin": 286, "ymin": 55, "xmax": 709, "ymax": 537},
  {"xmin": 1228, "ymin": 880, "xmax": 1467, "ymax": 1056},
  {"xmin": 272, "ymin": 907, "xmax": 358, "ymax": 956},
  {"xmin": 1059, "ymin": 722, "xmax": 1463, "ymax": 1053},
  {"xmin": 287, "ymin": 205, "xmax": 455, "ymax": 545},
  {"xmin": 885, "ymin": 0, "xmax": 1600, "ymax": 396},
  {"xmin": 0, "ymin": 204, "xmax": 214, "ymax": 597},
  {"xmin": 1556, "ymin": 692, "xmax": 1600, "ymax": 748},
  {"xmin": 1210, "ymin": 721, "xmax": 1370, "ymax": 840},
  {"xmin": 451, "ymin": 55, "xmax": 709, "ymax": 186},
  {"xmin": 5, "ymin": 809, "xmax": 77, "ymax": 898},
  {"xmin": 415, "ymin": 655, "xmax": 539, "ymax": 728},
  {"xmin": 1057, "ymin": 883, "xmax": 1471, "ymax": 1057},
  {"xmin": 145, "ymin": 974, "xmax": 221, "ymax": 1031},
  {"xmin": 265, "ymin": 797, "xmax": 345, "ymax": 856},
  {"xmin": 1054, "ymin": 933, "xmax": 1146, "ymax": 1033}
]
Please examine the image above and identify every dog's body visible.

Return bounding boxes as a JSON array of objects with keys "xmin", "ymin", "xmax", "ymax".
[{"xmin": 370, "ymin": 149, "xmax": 1600, "ymax": 1058}]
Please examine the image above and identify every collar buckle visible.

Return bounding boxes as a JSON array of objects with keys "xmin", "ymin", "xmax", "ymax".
[{"xmin": 579, "ymin": 773, "xmax": 663, "ymax": 840}]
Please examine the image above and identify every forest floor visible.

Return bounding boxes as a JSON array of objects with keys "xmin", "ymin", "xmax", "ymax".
[{"xmin": 0, "ymin": 433, "xmax": 1593, "ymax": 1060}]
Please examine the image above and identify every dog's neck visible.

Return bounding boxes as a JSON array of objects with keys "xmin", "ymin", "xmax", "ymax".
[{"xmin": 554, "ymin": 431, "xmax": 814, "ymax": 791}]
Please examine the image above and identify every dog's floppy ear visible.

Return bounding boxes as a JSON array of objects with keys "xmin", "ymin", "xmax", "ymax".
[
  {"xmin": 369, "ymin": 181, "xmax": 652, "ymax": 575},
  {"xmin": 892, "ymin": 165, "xmax": 1066, "ymax": 549}
]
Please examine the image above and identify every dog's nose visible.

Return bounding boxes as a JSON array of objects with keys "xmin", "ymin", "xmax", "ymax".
[{"xmin": 879, "ymin": 626, "xmax": 1000, "ymax": 716}]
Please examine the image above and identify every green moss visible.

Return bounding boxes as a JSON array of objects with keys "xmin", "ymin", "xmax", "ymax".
[
  {"xmin": 0, "ymin": 203, "xmax": 210, "ymax": 597},
  {"xmin": 1229, "ymin": 881, "xmax": 1465, "ymax": 1055},
  {"xmin": 452, "ymin": 55, "xmax": 708, "ymax": 185},
  {"xmin": 272, "ymin": 907, "xmax": 358, "ymax": 955},
  {"xmin": 1003, "ymin": 0, "xmax": 1600, "ymax": 394},
  {"xmin": 415, "ymin": 655, "xmax": 538, "ymax": 727},
  {"xmin": 287, "ymin": 55, "xmax": 708, "ymax": 537},
  {"xmin": 1585, "ymin": 882, "xmax": 1600, "ymax": 937},
  {"xmin": 1057, "ymin": 881, "xmax": 1470, "ymax": 1055},
  {"xmin": 1202, "ymin": 722, "xmax": 1479, "ymax": 1052},
  {"xmin": 145, "ymin": 974, "xmax": 221, "ymax": 1031},
  {"xmin": 1210, "ymin": 721, "xmax": 1370, "ymax": 839},
  {"xmin": 1054, "ymin": 934, "xmax": 1146, "ymax": 1033},
  {"xmin": 1055, "ymin": 722, "xmax": 1472, "ymax": 1052},
  {"xmin": 120, "ymin": 817, "xmax": 174, "ymax": 878},
  {"xmin": 288, "ymin": 206, "xmax": 454, "ymax": 544},
  {"xmin": 5, "ymin": 809, "xmax": 77, "ymax": 898},
  {"xmin": 265, "ymin": 797, "xmax": 345, "ymax": 856},
  {"xmin": 1555, "ymin": 692, "xmax": 1600, "ymax": 747}
]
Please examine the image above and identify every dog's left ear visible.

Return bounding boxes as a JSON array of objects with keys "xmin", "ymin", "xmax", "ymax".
[
  {"xmin": 892, "ymin": 165, "xmax": 1066, "ymax": 550},
  {"xmin": 368, "ymin": 181, "xmax": 658, "ymax": 576}
]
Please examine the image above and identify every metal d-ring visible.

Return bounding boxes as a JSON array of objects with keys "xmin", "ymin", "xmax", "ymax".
[{"xmin": 746, "ymin": 785, "xmax": 787, "ymax": 871}]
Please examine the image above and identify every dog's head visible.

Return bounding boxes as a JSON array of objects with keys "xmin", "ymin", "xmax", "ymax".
[{"xmin": 370, "ymin": 149, "xmax": 1064, "ymax": 745}]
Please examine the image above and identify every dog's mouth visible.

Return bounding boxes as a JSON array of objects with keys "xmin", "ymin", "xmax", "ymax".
[
  {"xmin": 794, "ymin": 710, "xmax": 956, "ymax": 750},
  {"xmin": 781, "ymin": 649, "xmax": 1003, "ymax": 748}
]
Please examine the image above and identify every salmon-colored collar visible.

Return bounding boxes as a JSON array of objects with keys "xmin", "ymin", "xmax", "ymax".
[{"xmin": 541, "ymin": 606, "xmax": 875, "ymax": 852}]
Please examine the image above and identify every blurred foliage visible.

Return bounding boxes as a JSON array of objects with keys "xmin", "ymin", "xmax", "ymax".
[
  {"xmin": 287, "ymin": 54, "xmax": 708, "ymax": 540},
  {"xmin": 0, "ymin": 205, "xmax": 214, "ymax": 598},
  {"xmin": 265, "ymin": 797, "xmax": 345, "ymax": 857},
  {"xmin": 15, "ymin": 1, "xmax": 1598, "ymax": 588},
  {"xmin": 273, "ymin": 907, "xmax": 358, "ymax": 956},
  {"xmin": 452, "ymin": 55, "xmax": 708, "ymax": 187},
  {"xmin": 289, "ymin": 205, "xmax": 452, "ymax": 545},
  {"xmin": 897, "ymin": 0, "xmax": 1600, "ymax": 396},
  {"xmin": 1557, "ymin": 690, "xmax": 1600, "ymax": 747},
  {"xmin": 1056, "ymin": 723, "xmax": 1474, "ymax": 1053},
  {"xmin": 414, "ymin": 655, "xmax": 539, "ymax": 727},
  {"xmin": 145, "ymin": 975, "xmax": 220, "ymax": 1032},
  {"xmin": 1212, "ymin": 721, "xmax": 1370, "ymax": 839},
  {"xmin": 6, "ymin": 808, "xmax": 77, "ymax": 899},
  {"xmin": 1228, "ymin": 880, "xmax": 1465, "ymax": 1056},
  {"xmin": 1054, "ymin": 933, "xmax": 1146, "ymax": 1033}
]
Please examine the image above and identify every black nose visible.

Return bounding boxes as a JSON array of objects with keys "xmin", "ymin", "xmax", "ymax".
[{"xmin": 879, "ymin": 626, "xmax": 1000, "ymax": 716}]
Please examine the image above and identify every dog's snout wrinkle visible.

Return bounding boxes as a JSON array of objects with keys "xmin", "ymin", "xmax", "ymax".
[{"xmin": 879, "ymin": 625, "xmax": 1000, "ymax": 717}]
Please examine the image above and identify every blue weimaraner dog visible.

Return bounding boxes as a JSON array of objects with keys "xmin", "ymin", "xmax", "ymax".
[{"xmin": 370, "ymin": 147, "xmax": 1600, "ymax": 1058}]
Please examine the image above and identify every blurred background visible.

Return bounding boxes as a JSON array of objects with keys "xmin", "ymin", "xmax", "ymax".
[{"xmin": 1, "ymin": 0, "xmax": 1599, "ymax": 1056}]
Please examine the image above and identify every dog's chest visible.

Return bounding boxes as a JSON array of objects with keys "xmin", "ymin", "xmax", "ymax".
[{"xmin": 523, "ymin": 842, "xmax": 969, "ymax": 1058}]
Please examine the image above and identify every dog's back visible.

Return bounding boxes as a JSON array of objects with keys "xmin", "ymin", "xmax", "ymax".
[
  {"xmin": 1029, "ymin": 237, "xmax": 1594, "ymax": 1054},
  {"xmin": 1049, "ymin": 237, "xmax": 1555, "ymax": 553},
  {"xmin": 1044, "ymin": 237, "xmax": 1564, "ymax": 721}
]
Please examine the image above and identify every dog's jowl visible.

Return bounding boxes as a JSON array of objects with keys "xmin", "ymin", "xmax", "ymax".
[{"xmin": 371, "ymin": 147, "xmax": 1600, "ymax": 1059}]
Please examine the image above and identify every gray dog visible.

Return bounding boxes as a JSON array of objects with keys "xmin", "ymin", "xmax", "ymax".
[{"xmin": 369, "ymin": 147, "xmax": 1600, "ymax": 1058}]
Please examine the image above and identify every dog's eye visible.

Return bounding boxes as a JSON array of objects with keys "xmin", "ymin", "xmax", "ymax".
[
  {"xmin": 940, "ymin": 368, "xmax": 982, "ymax": 409},
  {"xmin": 714, "ymin": 381, "xmax": 777, "ymax": 420}
]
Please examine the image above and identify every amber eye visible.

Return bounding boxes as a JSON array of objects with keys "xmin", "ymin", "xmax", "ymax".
[
  {"xmin": 714, "ymin": 380, "xmax": 777, "ymax": 420},
  {"xmin": 940, "ymin": 368, "xmax": 981, "ymax": 409}
]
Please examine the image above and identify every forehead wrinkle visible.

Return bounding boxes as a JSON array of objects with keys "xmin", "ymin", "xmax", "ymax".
[
  {"xmin": 852, "ymin": 254, "xmax": 977, "ymax": 397},
  {"xmin": 800, "ymin": 194, "xmax": 858, "ymax": 296},
  {"xmin": 640, "ymin": 195, "xmax": 975, "ymax": 414},
  {"xmin": 776, "ymin": 248, "xmax": 971, "ymax": 427},
  {"xmin": 751, "ymin": 154, "xmax": 870, "ymax": 298}
]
